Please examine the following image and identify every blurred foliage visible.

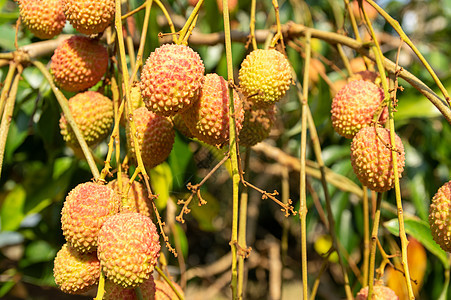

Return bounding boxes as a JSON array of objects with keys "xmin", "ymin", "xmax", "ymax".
[{"xmin": 1, "ymin": 0, "xmax": 451, "ymax": 299}]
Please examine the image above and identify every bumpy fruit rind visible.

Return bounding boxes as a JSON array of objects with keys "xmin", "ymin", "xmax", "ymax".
[
  {"xmin": 59, "ymin": 91, "xmax": 113, "ymax": 148},
  {"xmin": 127, "ymin": 107, "xmax": 175, "ymax": 170},
  {"xmin": 238, "ymin": 49, "xmax": 292, "ymax": 106},
  {"xmin": 53, "ymin": 243, "xmax": 100, "ymax": 294},
  {"xmin": 51, "ymin": 36, "xmax": 108, "ymax": 92},
  {"xmin": 108, "ymin": 174, "xmax": 151, "ymax": 217},
  {"xmin": 18, "ymin": 0, "xmax": 66, "ymax": 39},
  {"xmin": 356, "ymin": 284, "xmax": 399, "ymax": 300},
  {"xmin": 103, "ymin": 276, "xmax": 156, "ymax": 300},
  {"xmin": 331, "ymin": 80, "xmax": 387, "ymax": 139},
  {"xmin": 155, "ymin": 278, "xmax": 184, "ymax": 300},
  {"xmin": 239, "ymin": 102, "xmax": 276, "ymax": 147},
  {"xmin": 350, "ymin": 127, "xmax": 405, "ymax": 193},
  {"xmin": 63, "ymin": 0, "xmax": 115, "ymax": 35},
  {"xmin": 97, "ymin": 212, "xmax": 161, "ymax": 288},
  {"xmin": 140, "ymin": 44, "xmax": 205, "ymax": 116},
  {"xmin": 429, "ymin": 181, "xmax": 451, "ymax": 252},
  {"xmin": 181, "ymin": 73, "xmax": 244, "ymax": 148},
  {"xmin": 61, "ymin": 182, "xmax": 121, "ymax": 253}
]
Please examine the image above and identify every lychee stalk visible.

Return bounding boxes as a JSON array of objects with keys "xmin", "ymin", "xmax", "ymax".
[
  {"xmin": 32, "ymin": 60, "xmax": 100, "ymax": 180},
  {"xmin": 222, "ymin": 1, "xmax": 240, "ymax": 298}
]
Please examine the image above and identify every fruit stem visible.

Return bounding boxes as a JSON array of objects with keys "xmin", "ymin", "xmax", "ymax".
[
  {"xmin": 237, "ymin": 148, "xmax": 251, "ymax": 298},
  {"xmin": 368, "ymin": 192, "xmax": 383, "ymax": 300},
  {"xmin": 135, "ymin": 286, "xmax": 144, "ymax": 300},
  {"xmin": 222, "ymin": 0, "xmax": 240, "ymax": 298},
  {"xmin": 299, "ymin": 30, "xmax": 311, "ymax": 300},
  {"xmin": 155, "ymin": 265, "xmax": 185, "ymax": 300},
  {"xmin": 177, "ymin": 0, "xmax": 204, "ymax": 44},
  {"xmin": 365, "ymin": 0, "xmax": 450, "ymax": 106},
  {"xmin": 362, "ymin": 187, "xmax": 370, "ymax": 286},
  {"xmin": 153, "ymin": 0, "xmax": 177, "ymax": 42},
  {"xmin": 0, "ymin": 64, "xmax": 21, "ymax": 179},
  {"xmin": 0, "ymin": 62, "xmax": 17, "ymax": 119},
  {"xmin": 94, "ymin": 271, "xmax": 105, "ymax": 300},
  {"xmin": 270, "ymin": 0, "xmax": 285, "ymax": 50},
  {"xmin": 249, "ymin": 0, "xmax": 257, "ymax": 50},
  {"xmin": 181, "ymin": 14, "xmax": 199, "ymax": 45},
  {"xmin": 32, "ymin": 60, "xmax": 100, "ymax": 180}
]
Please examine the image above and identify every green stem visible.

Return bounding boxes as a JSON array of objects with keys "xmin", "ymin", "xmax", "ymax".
[
  {"xmin": 365, "ymin": 0, "xmax": 450, "ymax": 106},
  {"xmin": 0, "ymin": 62, "xmax": 17, "ymax": 119},
  {"xmin": 177, "ymin": 0, "xmax": 204, "ymax": 44},
  {"xmin": 362, "ymin": 187, "xmax": 370, "ymax": 286},
  {"xmin": 368, "ymin": 193, "xmax": 383, "ymax": 300},
  {"xmin": 32, "ymin": 60, "xmax": 100, "ymax": 180},
  {"xmin": 0, "ymin": 66, "xmax": 20, "ymax": 179},
  {"xmin": 155, "ymin": 265, "xmax": 184, "ymax": 300},
  {"xmin": 94, "ymin": 271, "xmax": 105, "ymax": 300},
  {"xmin": 222, "ymin": 0, "xmax": 240, "ymax": 298},
  {"xmin": 237, "ymin": 148, "xmax": 251, "ymax": 299},
  {"xmin": 299, "ymin": 30, "xmax": 311, "ymax": 300},
  {"xmin": 249, "ymin": 0, "xmax": 257, "ymax": 50}
]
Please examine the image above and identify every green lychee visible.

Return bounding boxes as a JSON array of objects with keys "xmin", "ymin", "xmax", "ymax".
[
  {"xmin": 97, "ymin": 212, "xmax": 160, "ymax": 288},
  {"xmin": 51, "ymin": 35, "xmax": 108, "ymax": 92},
  {"xmin": 350, "ymin": 127, "xmax": 405, "ymax": 193},
  {"xmin": 140, "ymin": 44, "xmax": 205, "ymax": 116},
  {"xmin": 59, "ymin": 91, "xmax": 114, "ymax": 148},
  {"xmin": 53, "ymin": 243, "xmax": 100, "ymax": 294},
  {"xmin": 18, "ymin": 0, "xmax": 66, "ymax": 39},
  {"xmin": 61, "ymin": 182, "xmax": 121, "ymax": 253},
  {"xmin": 331, "ymin": 80, "xmax": 387, "ymax": 139},
  {"xmin": 429, "ymin": 181, "xmax": 451, "ymax": 252},
  {"xmin": 126, "ymin": 107, "xmax": 175, "ymax": 170},
  {"xmin": 238, "ymin": 49, "xmax": 292, "ymax": 106},
  {"xmin": 181, "ymin": 73, "xmax": 244, "ymax": 148}
]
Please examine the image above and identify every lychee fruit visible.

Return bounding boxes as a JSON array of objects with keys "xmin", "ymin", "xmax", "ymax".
[
  {"xmin": 51, "ymin": 35, "xmax": 108, "ymax": 92},
  {"xmin": 140, "ymin": 44, "xmax": 205, "ymax": 116},
  {"xmin": 97, "ymin": 212, "xmax": 161, "ymax": 288},
  {"xmin": 331, "ymin": 79, "xmax": 387, "ymax": 139},
  {"xmin": 350, "ymin": 126, "xmax": 405, "ymax": 193},
  {"xmin": 59, "ymin": 91, "xmax": 114, "ymax": 148},
  {"xmin": 356, "ymin": 284, "xmax": 399, "ymax": 299},
  {"xmin": 53, "ymin": 243, "xmax": 100, "ymax": 294},
  {"xmin": 155, "ymin": 278, "xmax": 184, "ymax": 300},
  {"xmin": 308, "ymin": 58, "xmax": 326, "ymax": 84},
  {"xmin": 108, "ymin": 174, "xmax": 152, "ymax": 218},
  {"xmin": 17, "ymin": 0, "xmax": 66, "ymax": 39},
  {"xmin": 239, "ymin": 102, "xmax": 276, "ymax": 147},
  {"xmin": 429, "ymin": 181, "xmax": 451, "ymax": 252},
  {"xmin": 126, "ymin": 107, "xmax": 175, "ymax": 170},
  {"xmin": 181, "ymin": 73, "xmax": 244, "ymax": 148},
  {"xmin": 238, "ymin": 49, "xmax": 292, "ymax": 106},
  {"xmin": 63, "ymin": 0, "xmax": 115, "ymax": 35},
  {"xmin": 103, "ymin": 276, "xmax": 156, "ymax": 300},
  {"xmin": 61, "ymin": 182, "xmax": 121, "ymax": 253}
]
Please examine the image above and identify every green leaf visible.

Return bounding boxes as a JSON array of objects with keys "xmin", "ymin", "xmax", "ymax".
[
  {"xmin": 150, "ymin": 163, "xmax": 173, "ymax": 210},
  {"xmin": 170, "ymin": 223, "xmax": 189, "ymax": 259},
  {"xmin": 384, "ymin": 218, "xmax": 449, "ymax": 269},
  {"xmin": 4, "ymin": 119, "xmax": 28, "ymax": 164},
  {"xmin": 169, "ymin": 133, "xmax": 193, "ymax": 190},
  {"xmin": 22, "ymin": 240, "xmax": 57, "ymax": 266},
  {"xmin": 0, "ymin": 185, "xmax": 26, "ymax": 231},
  {"xmin": 190, "ymin": 191, "xmax": 220, "ymax": 232}
]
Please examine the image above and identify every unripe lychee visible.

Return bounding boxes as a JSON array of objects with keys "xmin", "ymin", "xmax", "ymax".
[
  {"xmin": 127, "ymin": 107, "xmax": 175, "ymax": 170},
  {"xmin": 429, "ymin": 181, "xmax": 451, "ymax": 252},
  {"xmin": 97, "ymin": 212, "xmax": 160, "ymax": 288},
  {"xmin": 331, "ymin": 80, "xmax": 387, "ymax": 139},
  {"xmin": 53, "ymin": 243, "xmax": 100, "ymax": 294},
  {"xmin": 238, "ymin": 49, "xmax": 292, "ymax": 106},
  {"xmin": 51, "ymin": 36, "xmax": 108, "ymax": 92},
  {"xmin": 350, "ymin": 127, "xmax": 405, "ymax": 193},
  {"xmin": 155, "ymin": 278, "xmax": 184, "ymax": 300},
  {"xmin": 356, "ymin": 284, "xmax": 399, "ymax": 299},
  {"xmin": 140, "ymin": 44, "xmax": 205, "ymax": 116},
  {"xmin": 239, "ymin": 102, "xmax": 276, "ymax": 147},
  {"xmin": 63, "ymin": 0, "xmax": 115, "ymax": 35},
  {"xmin": 61, "ymin": 182, "xmax": 121, "ymax": 253},
  {"xmin": 18, "ymin": 0, "xmax": 66, "ymax": 39},
  {"xmin": 181, "ymin": 73, "xmax": 244, "ymax": 148},
  {"xmin": 104, "ymin": 276, "xmax": 156, "ymax": 300},
  {"xmin": 59, "ymin": 91, "xmax": 114, "ymax": 148},
  {"xmin": 108, "ymin": 174, "xmax": 152, "ymax": 218}
]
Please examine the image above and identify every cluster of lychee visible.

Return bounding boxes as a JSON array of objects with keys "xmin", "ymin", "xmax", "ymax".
[{"xmin": 53, "ymin": 180, "xmax": 161, "ymax": 297}]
